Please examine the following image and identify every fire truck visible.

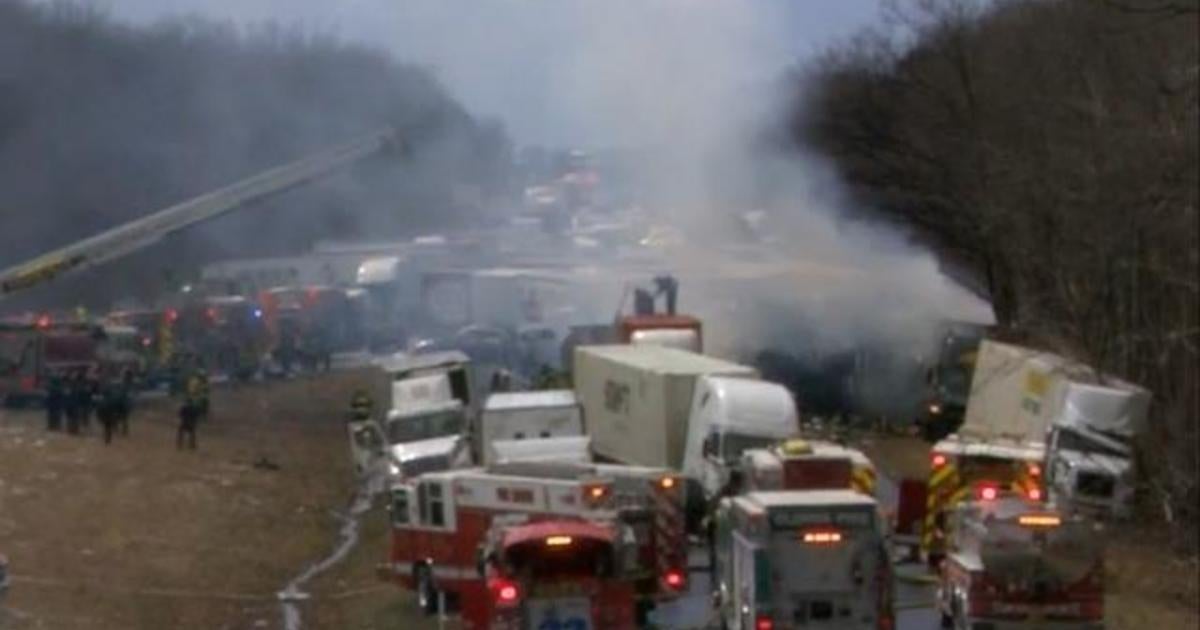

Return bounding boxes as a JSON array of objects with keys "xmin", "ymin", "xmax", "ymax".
[
  {"xmin": 938, "ymin": 496, "xmax": 1104, "ymax": 629},
  {"xmin": 737, "ymin": 439, "xmax": 878, "ymax": 498},
  {"xmin": 0, "ymin": 319, "xmax": 101, "ymax": 405},
  {"xmin": 260, "ymin": 285, "xmax": 364, "ymax": 358},
  {"xmin": 380, "ymin": 461, "xmax": 687, "ymax": 626},
  {"xmin": 475, "ymin": 518, "xmax": 639, "ymax": 630},
  {"xmin": 713, "ymin": 489, "xmax": 894, "ymax": 630},
  {"xmin": 922, "ymin": 441, "xmax": 1045, "ymax": 567}
]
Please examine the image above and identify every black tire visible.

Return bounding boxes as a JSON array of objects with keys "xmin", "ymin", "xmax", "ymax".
[{"xmin": 415, "ymin": 565, "xmax": 438, "ymax": 615}]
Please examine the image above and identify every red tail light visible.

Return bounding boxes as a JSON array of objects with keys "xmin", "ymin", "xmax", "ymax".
[
  {"xmin": 931, "ymin": 453, "xmax": 948, "ymax": 468},
  {"xmin": 492, "ymin": 578, "xmax": 520, "ymax": 608},
  {"xmin": 755, "ymin": 615, "xmax": 774, "ymax": 630},
  {"xmin": 977, "ymin": 483, "xmax": 999, "ymax": 501},
  {"xmin": 1028, "ymin": 463, "xmax": 1042, "ymax": 477},
  {"xmin": 1027, "ymin": 487, "xmax": 1042, "ymax": 501},
  {"xmin": 164, "ymin": 309, "xmax": 179, "ymax": 324},
  {"xmin": 663, "ymin": 569, "xmax": 686, "ymax": 590},
  {"xmin": 36, "ymin": 314, "xmax": 52, "ymax": 329}
]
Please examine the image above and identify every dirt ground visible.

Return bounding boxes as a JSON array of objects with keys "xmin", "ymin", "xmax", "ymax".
[
  {"xmin": 0, "ymin": 371, "xmax": 429, "ymax": 630},
  {"xmin": 863, "ymin": 436, "xmax": 1199, "ymax": 630}
]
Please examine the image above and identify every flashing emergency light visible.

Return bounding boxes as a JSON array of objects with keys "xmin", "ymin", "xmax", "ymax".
[
  {"xmin": 253, "ymin": 308, "xmax": 264, "ymax": 319},
  {"xmin": 205, "ymin": 307, "xmax": 218, "ymax": 321},
  {"xmin": 931, "ymin": 453, "xmax": 948, "ymax": 468},
  {"xmin": 978, "ymin": 484, "xmax": 999, "ymax": 501},
  {"xmin": 165, "ymin": 308, "xmax": 179, "ymax": 323},
  {"xmin": 663, "ymin": 569, "xmax": 686, "ymax": 590},
  {"xmin": 1027, "ymin": 487, "xmax": 1043, "ymax": 501},
  {"xmin": 545, "ymin": 536, "xmax": 573, "ymax": 547},
  {"xmin": 35, "ymin": 314, "xmax": 51, "ymax": 329},
  {"xmin": 141, "ymin": 337, "xmax": 152, "ymax": 347},
  {"xmin": 493, "ymin": 579, "xmax": 520, "ymax": 606},
  {"xmin": 802, "ymin": 530, "xmax": 843, "ymax": 544},
  {"xmin": 659, "ymin": 476, "xmax": 677, "ymax": 491},
  {"xmin": 1018, "ymin": 514, "xmax": 1062, "ymax": 528},
  {"xmin": 583, "ymin": 483, "xmax": 609, "ymax": 506},
  {"xmin": 755, "ymin": 615, "xmax": 775, "ymax": 630}
]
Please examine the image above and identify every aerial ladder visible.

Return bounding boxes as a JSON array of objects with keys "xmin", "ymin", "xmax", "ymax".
[{"xmin": 0, "ymin": 127, "xmax": 403, "ymax": 297}]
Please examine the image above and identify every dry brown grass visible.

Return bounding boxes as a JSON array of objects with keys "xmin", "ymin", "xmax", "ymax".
[{"xmin": 0, "ymin": 371, "xmax": 432, "ymax": 630}]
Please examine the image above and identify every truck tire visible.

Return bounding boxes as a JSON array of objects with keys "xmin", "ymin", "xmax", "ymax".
[{"xmin": 415, "ymin": 565, "xmax": 438, "ymax": 615}]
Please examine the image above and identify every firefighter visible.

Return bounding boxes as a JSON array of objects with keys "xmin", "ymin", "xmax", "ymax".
[
  {"xmin": 187, "ymin": 368, "xmax": 210, "ymax": 422},
  {"xmin": 67, "ymin": 370, "xmax": 93, "ymax": 434},
  {"xmin": 45, "ymin": 374, "xmax": 65, "ymax": 431},
  {"xmin": 117, "ymin": 368, "xmax": 134, "ymax": 436},
  {"xmin": 348, "ymin": 389, "xmax": 374, "ymax": 422},
  {"xmin": 177, "ymin": 398, "xmax": 200, "ymax": 450},
  {"xmin": 96, "ymin": 383, "xmax": 122, "ymax": 445}
]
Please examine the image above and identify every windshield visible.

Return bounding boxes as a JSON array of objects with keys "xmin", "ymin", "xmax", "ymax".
[
  {"xmin": 720, "ymin": 433, "xmax": 781, "ymax": 463},
  {"xmin": 386, "ymin": 409, "xmax": 465, "ymax": 444},
  {"xmin": 1056, "ymin": 428, "xmax": 1129, "ymax": 458}
]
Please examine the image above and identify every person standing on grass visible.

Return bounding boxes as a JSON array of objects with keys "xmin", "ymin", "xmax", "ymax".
[
  {"xmin": 177, "ymin": 399, "xmax": 200, "ymax": 450},
  {"xmin": 117, "ymin": 368, "xmax": 134, "ymax": 436},
  {"xmin": 45, "ymin": 374, "xmax": 65, "ymax": 431},
  {"xmin": 96, "ymin": 384, "xmax": 121, "ymax": 445}
]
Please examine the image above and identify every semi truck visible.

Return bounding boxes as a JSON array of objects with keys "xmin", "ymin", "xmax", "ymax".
[
  {"xmin": 713, "ymin": 489, "xmax": 894, "ymax": 630},
  {"xmin": 938, "ymin": 496, "xmax": 1104, "ymax": 629},
  {"xmin": 477, "ymin": 390, "xmax": 586, "ymax": 466},
  {"xmin": 572, "ymin": 345, "xmax": 757, "ymax": 470}
]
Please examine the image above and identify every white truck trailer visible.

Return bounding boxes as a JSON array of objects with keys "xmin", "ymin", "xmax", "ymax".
[
  {"xmin": 572, "ymin": 345, "xmax": 756, "ymax": 469},
  {"xmin": 477, "ymin": 390, "xmax": 587, "ymax": 466}
]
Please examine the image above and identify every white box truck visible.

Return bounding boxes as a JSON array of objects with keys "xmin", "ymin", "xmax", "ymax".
[{"xmin": 572, "ymin": 345, "xmax": 756, "ymax": 470}]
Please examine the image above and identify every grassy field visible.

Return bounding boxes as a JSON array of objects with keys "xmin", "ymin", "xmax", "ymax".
[{"xmin": 0, "ymin": 372, "xmax": 428, "ymax": 630}]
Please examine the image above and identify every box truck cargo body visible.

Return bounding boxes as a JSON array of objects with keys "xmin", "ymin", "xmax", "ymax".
[{"xmin": 573, "ymin": 345, "xmax": 756, "ymax": 469}]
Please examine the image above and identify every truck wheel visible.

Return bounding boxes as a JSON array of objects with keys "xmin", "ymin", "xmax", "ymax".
[{"xmin": 415, "ymin": 565, "xmax": 438, "ymax": 615}]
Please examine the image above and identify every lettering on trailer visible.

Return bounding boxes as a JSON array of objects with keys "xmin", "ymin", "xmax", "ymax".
[
  {"xmin": 769, "ymin": 509, "xmax": 873, "ymax": 530},
  {"xmin": 603, "ymin": 380, "xmax": 630, "ymax": 415},
  {"xmin": 1022, "ymin": 370, "xmax": 1050, "ymax": 415}
]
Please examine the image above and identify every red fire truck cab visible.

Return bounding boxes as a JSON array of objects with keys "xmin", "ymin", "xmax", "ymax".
[{"xmin": 475, "ymin": 519, "xmax": 639, "ymax": 630}]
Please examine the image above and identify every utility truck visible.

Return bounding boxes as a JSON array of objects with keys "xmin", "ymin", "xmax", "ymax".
[
  {"xmin": 713, "ymin": 489, "xmax": 894, "ymax": 630},
  {"xmin": 938, "ymin": 496, "xmax": 1104, "ymax": 629}
]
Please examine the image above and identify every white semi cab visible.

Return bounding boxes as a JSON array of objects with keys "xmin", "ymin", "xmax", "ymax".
[
  {"xmin": 573, "ymin": 345, "xmax": 756, "ymax": 469},
  {"xmin": 478, "ymin": 390, "xmax": 586, "ymax": 466},
  {"xmin": 714, "ymin": 489, "xmax": 893, "ymax": 630},
  {"xmin": 683, "ymin": 376, "xmax": 801, "ymax": 499}
]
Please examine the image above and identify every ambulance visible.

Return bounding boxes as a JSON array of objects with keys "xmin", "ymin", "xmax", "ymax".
[
  {"xmin": 380, "ymin": 461, "xmax": 688, "ymax": 626},
  {"xmin": 713, "ymin": 489, "xmax": 894, "ymax": 630}
]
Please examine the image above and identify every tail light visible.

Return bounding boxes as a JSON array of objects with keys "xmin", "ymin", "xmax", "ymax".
[
  {"xmin": 1028, "ymin": 462, "xmax": 1042, "ymax": 477},
  {"xmin": 976, "ymin": 483, "xmax": 999, "ymax": 501},
  {"xmin": 755, "ymin": 615, "xmax": 774, "ymax": 630},
  {"xmin": 663, "ymin": 568, "xmax": 686, "ymax": 590},
  {"xmin": 491, "ymin": 578, "xmax": 520, "ymax": 608},
  {"xmin": 545, "ymin": 535, "xmax": 573, "ymax": 548},
  {"xmin": 931, "ymin": 453, "xmax": 948, "ymax": 468},
  {"xmin": 659, "ymin": 475, "xmax": 677, "ymax": 491},
  {"xmin": 36, "ymin": 314, "xmax": 52, "ymax": 329},
  {"xmin": 1027, "ymin": 487, "xmax": 1043, "ymax": 501}
]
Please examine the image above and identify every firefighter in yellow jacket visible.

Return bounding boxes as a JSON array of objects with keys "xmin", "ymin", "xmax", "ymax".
[
  {"xmin": 187, "ymin": 368, "xmax": 211, "ymax": 422},
  {"xmin": 348, "ymin": 389, "xmax": 374, "ymax": 422}
]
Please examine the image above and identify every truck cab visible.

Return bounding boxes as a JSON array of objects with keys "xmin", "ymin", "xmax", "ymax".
[
  {"xmin": 714, "ymin": 489, "xmax": 893, "ymax": 630},
  {"xmin": 478, "ymin": 390, "xmax": 586, "ymax": 466},
  {"xmin": 474, "ymin": 519, "xmax": 639, "ymax": 630},
  {"xmin": 939, "ymin": 497, "xmax": 1104, "ymax": 629},
  {"xmin": 383, "ymin": 399, "xmax": 470, "ymax": 480},
  {"xmin": 683, "ymin": 377, "xmax": 801, "ymax": 501},
  {"xmin": 1045, "ymin": 426, "xmax": 1134, "ymax": 519}
]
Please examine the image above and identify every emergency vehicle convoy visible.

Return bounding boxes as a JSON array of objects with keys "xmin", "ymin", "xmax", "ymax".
[
  {"xmin": 380, "ymin": 461, "xmax": 688, "ymax": 627},
  {"xmin": 938, "ymin": 497, "xmax": 1105, "ymax": 629}
]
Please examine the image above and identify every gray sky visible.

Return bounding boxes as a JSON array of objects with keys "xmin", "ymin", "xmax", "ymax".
[{"xmin": 84, "ymin": 0, "xmax": 883, "ymax": 146}]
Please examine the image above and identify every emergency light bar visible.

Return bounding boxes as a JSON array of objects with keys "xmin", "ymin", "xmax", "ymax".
[
  {"xmin": 545, "ymin": 535, "xmax": 573, "ymax": 547},
  {"xmin": 801, "ymin": 530, "xmax": 843, "ymax": 544},
  {"xmin": 1017, "ymin": 514, "xmax": 1061, "ymax": 528}
]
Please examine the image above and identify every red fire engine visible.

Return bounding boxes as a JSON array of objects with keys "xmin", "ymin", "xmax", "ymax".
[
  {"xmin": 380, "ymin": 461, "xmax": 688, "ymax": 627},
  {"xmin": 476, "ymin": 518, "xmax": 639, "ymax": 630},
  {"xmin": 938, "ymin": 496, "xmax": 1104, "ymax": 629},
  {"xmin": 0, "ymin": 319, "xmax": 100, "ymax": 405}
]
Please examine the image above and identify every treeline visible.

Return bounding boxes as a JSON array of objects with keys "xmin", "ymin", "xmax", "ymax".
[
  {"xmin": 797, "ymin": 0, "xmax": 1198, "ymax": 529},
  {"xmin": 0, "ymin": 0, "xmax": 511, "ymax": 306}
]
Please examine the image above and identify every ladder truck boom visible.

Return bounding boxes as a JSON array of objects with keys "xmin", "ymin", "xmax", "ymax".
[{"xmin": 0, "ymin": 127, "xmax": 401, "ymax": 297}]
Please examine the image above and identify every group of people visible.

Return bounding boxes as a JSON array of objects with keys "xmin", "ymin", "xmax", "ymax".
[
  {"xmin": 45, "ymin": 369, "xmax": 134, "ymax": 444},
  {"xmin": 44, "ymin": 366, "xmax": 211, "ymax": 450}
]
